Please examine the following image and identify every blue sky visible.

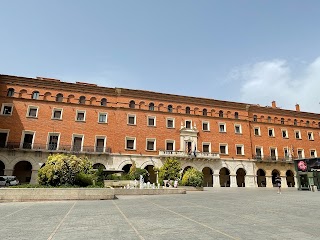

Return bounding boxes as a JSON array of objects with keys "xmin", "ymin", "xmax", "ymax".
[{"xmin": 1, "ymin": 1, "xmax": 320, "ymax": 113}]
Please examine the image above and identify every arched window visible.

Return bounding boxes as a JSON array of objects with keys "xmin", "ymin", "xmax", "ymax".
[
  {"xmin": 186, "ymin": 106, "xmax": 190, "ymax": 114},
  {"xmin": 56, "ymin": 93, "xmax": 63, "ymax": 102},
  {"xmin": 253, "ymin": 115, "xmax": 257, "ymax": 122},
  {"xmin": 101, "ymin": 98, "xmax": 107, "ymax": 106},
  {"xmin": 202, "ymin": 108, "xmax": 207, "ymax": 116},
  {"xmin": 32, "ymin": 91, "xmax": 39, "ymax": 100},
  {"xmin": 234, "ymin": 112, "xmax": 239, "ymax": 119},
  {"xmin": 79, "ymin": 96, "xmax": 86, "ymax": 104},
  {"xmin": 168, "ymin": 105, "xmax": 173, "ymax": 113},
  {"xmin": 267, "ymin": 116, "xmax": 271, "ymax": 122},
  {"xmin": 219, "ymin": 110, "xmax": 224, "ymax": 118},
  {"xmin": 129, "ymin": 100, "xmax": 135, "ymax": 109},
  {"xmin": 7, "ymin": 88, "xmax": 14, "ymax": 97},
  {"xmin": 294, "ymin": 119, "xmax": 297, "ymax": 126},
  {"xmin": 281, "ymin": 118, "xmax": 284, "ymax": 124},
  {"xmin": 149, "ymin": 102, "xmax": 154, "ymax": 111}
]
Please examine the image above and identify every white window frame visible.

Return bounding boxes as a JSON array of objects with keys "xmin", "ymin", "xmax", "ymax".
[
  {"xmin": 235, "ymin": 144, "xmax": 244, "ymax": 155},
  {"xmin": 20, "ymin": 130, "xmax": 36, "ymax": 149},
  {"xmin": 98, "ymin": 112, "xmax": 108, "ymax": 123},
  {"xmin": 47, "ymin": 132, "xmax": 61, "ymax": 150},
  {"xmin": 268, "ymin": 128, "xmax": 275, "ymax": 137},
  {"xmin": 202, "ymin": 121, "xmax": 210, "ymax": 131},
  {"xmin": 125, "ymin": 136, "xmax": 136, "ymax": 150},
  {"xmin": 95, "ymin": 136, "xmax": 106, "ymax": 152},
  {"xmin": 310, "ymin": 149, "xmax": 317, "ymax": 158},
  {"xmin": 219, "ymin": 143, "xmax": 228, "ymax": 154},
  {"xmin": 202, "ymin": 142, "xmax": 211, "ymax": 153},
  {"xmin": 0, "ymin": 103, "xmax": 13, "ymax": 116},
  {"xmin": 76, "ymin": 110, "xmax": 86, "ymax": 122},
  {"xmin": 307, "ymin": 131, "xmax": 314, "ymax": 141},
  {"xmin": 219, "ymin": 123, "xmax": 226, "ymax": 133},
  {"xmin": 26, "ymin": 105, "xmax": 39, "ymax": 118},
  {"xmin": 147, "ymin": 116, "xmax": 156, "ymax": 127},
  {"xmin": 281, "ymin": 129, "xmax": 288, "ymax": 139},
  {"xmin": 127, "ymin": 114, "xmax": 136, "ymax": 125},
  {"xmin": 254, "ymin": 127, "xmax": 261, "ymax": 136},
  {"xmin": 52, "ymin": 108, "xmax": 63, "ymax": 120},
  {"xmin": 255, "ymin": 146, "xmax": 263, "ymax": 158},
  {"xmin": 166, "ymin": 118, "xmax": 175, "ymax": 128},
  {"xmin": 165, "ymin": 140, "xmax": 175, "ymax": 151},
  {"xmin": 146, "ymin": 138, "xmax": 156, "ymax": 151},
  {"xmin": 295, "ymin": 130, "xmax": 301, "ymax": 139},
  {"xmin": 71, "ymin": 134, "xmax": 84, "ymax": 151},
  {"xmin": 234, "ymin": 124, "xmax": 242, "ymax": 134},
  {"xmin": 0, "ymin": 129, "xmax": 10, "ymax": 147},
  {"xmin": 185, "ymin": 120, "xmax": 192, "ymax": 129},
  {"xmin": 284, "ymin": 147, "xmax": 290, "ymax": 158},
  {"xmin": 270, "ymin": 147, "xmax": 278, "ymax": 160},
  {"xmin": 297, "ymin": 148, "xmax": 305, "ymax": 159}
]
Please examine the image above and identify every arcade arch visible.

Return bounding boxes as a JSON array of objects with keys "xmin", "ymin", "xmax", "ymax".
[
  {"xmin": 13, "ymin": 161, "xmax": 32, "ymax": 184},
  {"xmin": 257, "ymin": 169, "xmax": 266, "ymax": 187},
  {"xmin": 219, "ymin": 167, "xmax": 230, "ymax": 187},
  {"xmin": 202, "ymin": 167, "xmax": 213, "ymax": 187},
  {"xmin": 144, "ymin": 165, "xmax": 156, "ymax": 183},
  {"xmin": 272, "ymin": 169, "xmax": 280, "ymax": 187},
  {"xmin": 286, "ymin": 170, "xmax": 295, "ymax": 187},
  {"xmin": 0, "ymin": 160, "xmax": 4, "ymax": 175},
  {"xmin": 93, "ymin": 163, "xmax": 106, "ymax": 169},
  {"xmin": 236, "ymin": 168, "xmax": 246, "ymax": 187}
]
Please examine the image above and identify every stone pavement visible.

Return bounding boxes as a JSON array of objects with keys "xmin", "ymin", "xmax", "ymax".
[{"xmin": 0, "ymin": 188, "xmax": 319, "ymax": 240}]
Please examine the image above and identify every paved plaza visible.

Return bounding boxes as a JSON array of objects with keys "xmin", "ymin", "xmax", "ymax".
[{"xmin": 0, "ymin": 188, "xmax": 319, "ymax": 240}]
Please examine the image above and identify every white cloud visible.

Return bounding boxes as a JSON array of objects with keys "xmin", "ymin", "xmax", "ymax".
[{"xmin": 231, "ymin": 58, "xmax": 320, "ymax": 113}]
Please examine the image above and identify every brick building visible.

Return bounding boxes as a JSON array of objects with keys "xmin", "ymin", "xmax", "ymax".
[{"xmin": 0, "ymin": 74, "xmax": 319, "ymax": 187}]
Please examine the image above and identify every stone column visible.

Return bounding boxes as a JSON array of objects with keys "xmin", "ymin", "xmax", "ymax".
[
  {"xmin": 213, "ymin": 174, "xmax": 220, "ymax": 187},
  {"xmin": 245, "ymin": 175, "xmax": 256, "ymax": 187},
  {"xmin": 30, "ymin": 170, "xmax": 38, "ymax": 184},
  {"xmin": 266, "ymin": 175, "xmax": 273, "ymax": 188},
  {"xmin": 230, "ymin": 175, "xmax": 237, "ymax": 187},
  {"xmin": 281, "ymin": 176, "xmax": 287, "ymax": 188},
  {"xmin": 4, "ymin": 169, "xmax": 13, "ymax": 176},
  {"xmin": 294, "ymin": 175, "xmax": 298, "ymax": 188}
]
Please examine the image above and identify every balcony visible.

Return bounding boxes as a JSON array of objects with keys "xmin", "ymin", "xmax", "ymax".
[
  {"xmin": 3, "ymin": 142, "xmax": 111, "ymax": 155},
  {"xmin": 253, "ymin": 155, "xmax": 294, "ymax": 163},
  {"xmin": 159, "ymin": 150, "xmax": 220, "ymax": 159}
]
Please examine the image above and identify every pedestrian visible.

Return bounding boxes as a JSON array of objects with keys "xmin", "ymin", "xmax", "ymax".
[{"xmin": 275, "ymin": 174, "xmax": 281, "ymax": 194}]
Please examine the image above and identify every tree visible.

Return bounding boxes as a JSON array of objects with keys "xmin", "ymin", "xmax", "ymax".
[
  {"xmin": 38, "ymin": 153, "xmax": 93, "ymax": 186},
  {"xmin": 181, "ymin": 168, "xmax": 203, "ymax": 187},
  {"xmin": 128, "ymin": 161, "xmax": 148, "ymax": 180},
  {"xmin": 158, "ymin": 157, "xmax": 182, "ymax": 185}
]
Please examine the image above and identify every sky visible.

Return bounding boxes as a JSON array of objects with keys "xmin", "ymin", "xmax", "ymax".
[{"xmin": 1, "ymin": 1, "xmax": 320, "ymax": 113}]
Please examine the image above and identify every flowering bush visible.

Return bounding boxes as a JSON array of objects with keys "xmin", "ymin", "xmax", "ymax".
[
  {"xmin": 181, "ymin": 168, "xmax": 203, "ymax": 187},
  {"xmin": 38, "ymin": 154, "xmax": 93, "ymax": 186}
]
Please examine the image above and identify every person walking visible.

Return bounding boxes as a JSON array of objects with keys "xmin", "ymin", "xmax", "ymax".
[{"xmin": 275, "ymin": 174, "xmax": 282, "ymax": 194}]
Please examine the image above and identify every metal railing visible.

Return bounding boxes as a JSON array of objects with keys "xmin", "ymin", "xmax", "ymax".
[
  {"xmin": 2, "ymin": 142, "xmax": 111, "ymax": 154},
  {"xmin": 252, "ymin": 155, "xmax": 295, "ymax": 162},
  {"xmin": 159, "ymin": 150, "xmax": 220, "ymax": 159}
]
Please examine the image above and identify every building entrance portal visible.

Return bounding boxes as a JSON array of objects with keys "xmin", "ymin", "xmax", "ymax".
[
  {"xmin": 13, "ymin": 161, "xmax": 32, "ymax": 184},
  {"xmin": 202, "ymin": 167, "xmax": 213, "ymax": 187},
  {"xmin": 272, "ymin": 169, "xmax": 280, "ymax": 187},
  {"xmin": 257, "ymin": 169, "xmax": 266, "ymax": 187},
  {"xmin": 219, "ymin": 167, "xmax": 230, "ymax": 187},
  {"xmin": 286, "ymin": 170, "xmax": 295, "ymax": 187},
  {"xmin": 236, "ymin": 168, "xmax": 246, "ymax": 187}
]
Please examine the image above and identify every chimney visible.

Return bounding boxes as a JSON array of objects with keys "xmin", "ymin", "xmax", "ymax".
[
  {"xmin": 295, "ymin": 104, "xmax": 300, "ymax": 111},
  {"xmin": 271, "ymin": 101, "xmax": 276, "ymax": 108}
]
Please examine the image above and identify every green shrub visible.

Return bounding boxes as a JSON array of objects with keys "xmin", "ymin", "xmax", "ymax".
[
  {"xmin": 181, "ymin": 168, "xmax": 203, "ymax": 187},
  {"xmin": 158, "ymin": 157, "xmax": 181, "ymax": 185},
  {"xmin": 75, "ymin": 173, "xmax": 93, "ymax": 187}
]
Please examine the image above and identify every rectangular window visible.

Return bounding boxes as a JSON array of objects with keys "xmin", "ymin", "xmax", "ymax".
[
  {"xmin": 47, "ymin": 133, "xmax": 60, "ymax": 150},
  {"xmin": 255, "ymin": 147, "xmax": 262, "ymax": 159},
  {"xmin": 76, "ymin": 110, "xmax": 86, "ymax": 121},
  {"xmin": 166, "ymin": 140, "xmax": 174, "ymax": 151},
  {"xmin": 185, "ymin": 120, "xmax": 191, "ymax": 129},
  {"xmin": 268, "ymin": 128, "xmax": 274, "ymax": 137},
  {"xmin": 98, "ymin": 113, "xmax": 107, "ymax": 123},
  {"xmin": 0, "ymin": 130, "xmax": 9, "ymax": 148},
  {"xmin": 1, "ymin": 104, "xmax": 13, "ymax": 116},
  {"xmin": 270, "ymin": 148, "xmax": 277, "ymax": 160},
  {"xmin": 297, "ymin": 149, "xmax": 304, "ymax": 159},
  {"xmin": 219, "ymin": 123, "xmax": 226, "ymax": 132},
  {"xmin": 52, "ymin": 109, "xmax": 62, "ymax": 120},
  {"xmin": 219, "ymin": 144, "xmax": 228, "ymax": 154},
  {"xmin": 254, "ymin": 127, "xmax": 260, "ymax": 136},
  {"xmin": 236, "ymin": 145, "xmax": 244, "ymax": 155},
  {"xmin": 295, "ymin": 130, "xmax": 301, "ymax": 139},
  {"xmin": 202, "ymin": 143, "xmax": 210, "ymax": 153},
  {"xmin": 126, "ymin": 137, "xmax": 136, "ymax": 150},
  {"xmin": 310, "ymin": 150, "xmax": 317, "ymax": 158},
  {"xmin": 284, "ymin": 148, "xmax": 289, "ymax": 158},
  {"xmin": 147, "ymin": 116, "xmax": 156, "ymax": 127},
  {"xmin": 21, "ymin": 131, "xmax": 35, "ymax": 149},
  {"xmin": 308, "ymin": 132, "xmax": 314, "ymax": 140},
  {"xmin": 27, "ymin": 106, "xmax": 38, "ymax": 118},
  {"xmin": 72, "ymin": 135, "xmax": 83, "ymax": 151},
  {"xmin": 95, "ymin": 137, "xmax": 106, "ymax": 152},
  {"xmin": 128, "ymin": 114, "xmax": 136, "ymax": 125},
  {"xmin": 167, "ymin": 118, "xmax": 175, "ymax": 128},
  {"xmin": 202, "ymin": 121, "xmax": 209, "ymax": 131},
  {"xmin": 282, "ymin": 130, "xmax": 288, "ymax": 138},
  {"xmin": 234, "ymin": 124, "xmax": 242, "ymax": 134},
  {"xmin": 146, "ymin": 139, "xmax": 156, "ymax": 151}
]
